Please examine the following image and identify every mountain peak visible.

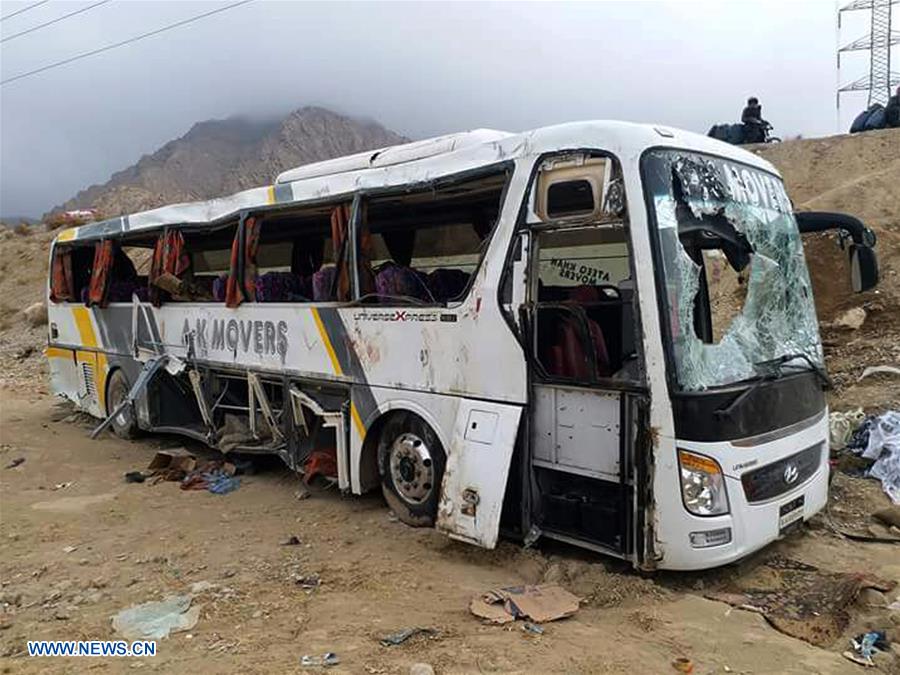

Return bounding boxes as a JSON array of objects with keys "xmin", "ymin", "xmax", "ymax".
[{"xmin": 51, "ymin": 107, "xmax": 407, "ymax": 219}]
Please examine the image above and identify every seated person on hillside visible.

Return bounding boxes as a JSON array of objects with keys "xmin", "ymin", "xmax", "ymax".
[
  {"xmin": 886, "ymin": 86, "xmax": 900, "ymax": 129},
  {"xmin": 741, "ymin": 97, "xmax": 768, "ymax": 143}
]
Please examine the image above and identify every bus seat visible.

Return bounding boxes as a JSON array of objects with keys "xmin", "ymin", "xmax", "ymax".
[
  {"xmin": 213, "ymin": 274, "xmax": 227, "ymax": 302},
  {"xmin": 312, "ymin": 266, "xmax": 337, "ymax": 301},
  {"xmin": 566, "ymin": 285, "xmax": 621, "ymax": 371},
  {"xmin": 255, "ymin": 271, "xmax": 309, "ymax": 302},
  {"xmin": 568, "ymin": 285, "xmax": 601, "ymax": 303},
  {"xmin": 107, "ymin": 280, "xmax": 147, "ymax": 303},
  {"xmin": 586, "ymin": 319, "xmax": 611, "ymax": 377},
  {"xmin": 427, "ymin": 268, "xmax": 469, "ymax": 302},
  {"xmin": 559, "ymin": 318, "xmax": 591, "ymax": 379},
  {"xmin": 375, "ymin": 263, "xmax": 431, "ymax": 301},
  {"xmin": 540, "ymin": 311, "xmax": 611, "ymax": 379}
]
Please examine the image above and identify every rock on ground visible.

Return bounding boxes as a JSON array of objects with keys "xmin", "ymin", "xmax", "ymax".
[{"xmin": 23, "ymin": 302, "xmax": 47, "ymax": 328}]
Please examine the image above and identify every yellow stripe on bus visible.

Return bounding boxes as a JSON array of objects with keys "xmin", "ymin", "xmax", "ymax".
[
  {"xmin": 56, "ymin": 227, "xmax": 78, "ymax": 242},
  {"xmin": 310, "ymin": 307, "xmax": 343, "ymax": 376},
  {"xmin": 350, "ymin": 402, "xmax": 366, "ymax": 440},
  {"xmin": 45, "ymin": 346, "xmax": 70, "ymax": 359},
  {"xmin": 71, "ymin": 307, "xmax": 108, "ymax": 409},
  {"xmin": 72, "ymin": 307, "xmax": 97, "ymax": 347},
  {"xmin": 267, "ymin": 185, "xmax": 276, "ymax": 205}
]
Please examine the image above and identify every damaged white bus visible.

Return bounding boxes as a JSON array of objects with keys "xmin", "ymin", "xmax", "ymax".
[{"xmin": 45, "ymin": 121, "xmax": 879, "ymax": 570}]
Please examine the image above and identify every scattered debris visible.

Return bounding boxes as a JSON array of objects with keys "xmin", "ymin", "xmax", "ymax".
[
  {"xmin": 295, "ymin": 486, "xmax": 312, "ymax": 501},
  {"xmin": 189, "ymin": 581, "xmax": 216, "ymax": 594},
  {"xmin": 147, "ymin": 448, "xmax": 197, "ymax": 482},
  {"xmin": 111, "ymin": 595, "xmax": 199, "ymax": 640},
  {"xmin": 280, "ymin": 535, "xmax": 301, "ymax": 546},
  {"xmin": 62, "ymin": 545, "xmax": 78, "ymax": 554},
  {"xmin": 842, "ymin": 650, "xmax": 875, "ymax": 667},
  {"xmin": 303, "ymin": 449, "xmax": 339, "ymax": 486},
  {"xmin": 843, "ymin": 630, "xmax": 890, "ymax": 667},
  {"xmin": 521, "ymin": 622, "xmax": 544, "ymax": 635},
  {"xmin": 469, "ymin": 584, "xmax": 580, "ymax": 625},
  {"xmin": 409, "ymin": 664, "xmax": 435, "ymax": 675},
  {"xmin": 845, "ymin": 410, "xmax": 900, "ymax": 504},
  {"xmin": 52, "ymin": 482, "xmax": 73, "ymax": 490},
  {"xmin": 671, "ymin": 657, "xmax": 694, "ymax": 673},
  {"xmin": 858, "ymin": 365, "xmax": 900, "ymax": 382},
  {"xmin": 5, "ymin": 457, "xmax": 25, "ymax": 469},
  {"xmin": 181, "ymin": 466, "xmax": 240, "ymax": 494},
  {"xmin": 706, "ymin": 556, "xmax": 896, "ymax": 646},
  {"xmin": 124, "ymin": 471, "xmax": 147, "ymax": 483},
  {"xmin": 299, "ymin": 652, "xmax": 339, "ymax": 667},
  {"xmin": 835, "ymin": 307, "xmax": 867, "ymax": 330},
  {"xmin": 379, "ymin": 627, "xmax": 439, "ymax": 646},
  {"xmin": 293, "ymin": 574, "xmax": 320, "ymax": 592},
  {"xmin": 830, "ymin": 408, "xmax": 866, "ymax": 450}
]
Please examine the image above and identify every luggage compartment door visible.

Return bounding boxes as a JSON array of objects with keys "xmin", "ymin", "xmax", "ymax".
[{"xmin": 436, "ymin": 399, "xmax": 523, "ymax": 548}]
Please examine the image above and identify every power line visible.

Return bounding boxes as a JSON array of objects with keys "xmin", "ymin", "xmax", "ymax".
[
  {"xmin": 2, "ymin": 0, "xmax": 110, "ymax": 44},
  {"xmin": 1, "ymin": 0, "xmax": 254, "ymax": 86},
  {"xmin": 0, "ymin": 0, "xmax": 50, "ymax": 22}
]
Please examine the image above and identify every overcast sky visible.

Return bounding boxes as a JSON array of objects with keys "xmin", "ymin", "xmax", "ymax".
[{"xmin": 0, "ymin": 0, "xmax": 885, "ymax": 218}]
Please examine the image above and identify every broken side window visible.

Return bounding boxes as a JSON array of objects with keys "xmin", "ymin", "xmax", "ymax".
[{"xmin": 642, "ymin": 150, "xmax": 823, "ymax": 391}]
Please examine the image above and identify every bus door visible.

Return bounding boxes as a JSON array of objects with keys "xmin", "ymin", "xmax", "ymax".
[{"xmin": 522, "ymin": 156, "xmax": 648, "ymax": 557}]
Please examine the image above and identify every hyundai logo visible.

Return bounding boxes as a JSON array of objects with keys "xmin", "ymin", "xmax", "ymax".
[{"xmin": 783, "ymin": 463, "xmax": 800, "ymax": 485}]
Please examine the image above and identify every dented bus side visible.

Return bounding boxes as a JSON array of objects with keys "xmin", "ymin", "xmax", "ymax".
[{"xmin": 46, "ymin": 122, "xmax": 878, "ymax": 570}]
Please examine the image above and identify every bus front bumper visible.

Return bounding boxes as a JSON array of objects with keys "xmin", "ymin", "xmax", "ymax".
[{"xmin": 654, "ymin": 447, "xmax": 829, "ymax": 571}]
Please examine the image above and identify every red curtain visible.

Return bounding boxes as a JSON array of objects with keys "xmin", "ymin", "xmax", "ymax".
[
  {"xmin": 87, "ymin": 240, "xmax": 115, "ymax": 307},
  {"xmin": 330, "ymin": 204, "xmax": 374, "ymax": 301},
  {"xmin": 225, "ymin": 216, "xmax": 260, "ymax": 308},
  {"xmin": 49, "ymin": 248, "xmax": 75, "ymax": 303},
  {"xmin": 331, "ymin": 205, "xmax": 352, "ymax": 302},
  {"xmin": 149, "ymin": 230, "xmax": 190, "ymax": 307}
]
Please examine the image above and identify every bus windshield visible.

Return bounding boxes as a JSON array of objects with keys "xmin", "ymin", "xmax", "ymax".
[{"xmin": 642, "ymin": 149, "xmax": 823, "ymax": 391}]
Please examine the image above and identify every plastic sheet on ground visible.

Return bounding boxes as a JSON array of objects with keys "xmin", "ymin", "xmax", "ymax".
[
  {"xmin": 848, "ymin": 410, "xmax": 900, "ymax": 504},
  {"xmin": 706, "ymin": 556, "xmax": 896, "ymax": 647},
  {"xmin": 111, "ymin": 594, "xmax": 199, "ymax": 640}
]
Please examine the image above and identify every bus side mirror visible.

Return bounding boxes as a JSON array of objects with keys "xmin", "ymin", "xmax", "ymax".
[{"xmin": 849, "ymin": 244, "xmax": 879, "ymax": 293}]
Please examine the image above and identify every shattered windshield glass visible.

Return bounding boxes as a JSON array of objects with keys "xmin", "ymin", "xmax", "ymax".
[{"xmin": 643, "ymin": 149, "xmax": 823, "ymax": 391}]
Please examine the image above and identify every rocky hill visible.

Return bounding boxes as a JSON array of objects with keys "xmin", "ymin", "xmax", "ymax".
[{"xmin": 50, "ymin": 106, "xmax": 407, "ymax": 218}]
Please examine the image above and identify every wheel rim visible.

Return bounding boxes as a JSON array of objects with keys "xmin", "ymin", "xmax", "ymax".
[{"xmin": 388, "ymin": 432, "xmax": 434, "ymax": 504}]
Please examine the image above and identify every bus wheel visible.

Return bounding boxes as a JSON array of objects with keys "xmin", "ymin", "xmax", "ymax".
[
  {"xmin": 378, "ymin": 414, "xmax": 445, "ymax": 527},
  {"xmin": 106, "ymin": 369, "xmax": 138, "ymax": 440}
]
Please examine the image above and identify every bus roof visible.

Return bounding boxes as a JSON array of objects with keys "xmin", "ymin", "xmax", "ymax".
[{"xmin": 55, "ymin": 120, "xmax": 779, "ymax": 244}]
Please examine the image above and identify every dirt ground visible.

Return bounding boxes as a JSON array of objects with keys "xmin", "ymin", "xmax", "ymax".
[{"xmin": 1, "ymin": 393, "xmax": 898, "ymax": 674}]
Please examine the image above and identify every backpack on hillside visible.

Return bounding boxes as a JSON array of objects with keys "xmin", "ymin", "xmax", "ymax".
[{"xmin": 850, "ymin": 104, "xmax": 886, "ymax": 133}]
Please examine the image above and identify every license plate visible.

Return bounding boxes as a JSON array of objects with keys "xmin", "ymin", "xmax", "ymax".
[{"xmin": 778, "ymin": 495, "xmax": 805, "ymax": 532}]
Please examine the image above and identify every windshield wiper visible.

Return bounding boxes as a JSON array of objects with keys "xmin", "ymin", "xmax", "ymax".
[
  {"xmin": 714, "ymin": 353, "xmax": 831, "ymax": 421},
  {"xmin": 714, "ymin": 367, "xmax": 779, "ymax": 421},
  {"xmin": 760, "ymin": 352, "xmax": 832, "ymax": 390}
]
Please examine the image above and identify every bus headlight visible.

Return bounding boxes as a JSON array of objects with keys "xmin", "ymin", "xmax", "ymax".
[{"xmin": 678, "ymin": 450, "xmax": 729, "ymax": 516}]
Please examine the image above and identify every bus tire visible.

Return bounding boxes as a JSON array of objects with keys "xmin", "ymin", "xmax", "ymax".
[
  {"xmin": 377, "ymin": 413, "xmax": 445, "ymax": 528},
  {"xmin": 106, "ymin": 368, "xmax": 138, "ymax": 440}
]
